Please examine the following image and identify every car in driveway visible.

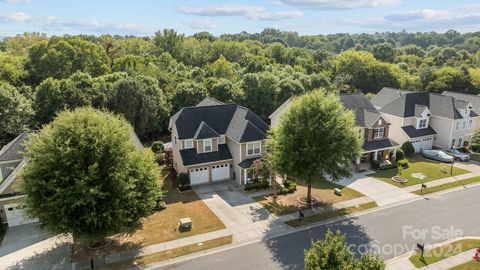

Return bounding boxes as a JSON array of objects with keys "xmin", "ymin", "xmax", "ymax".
[
  {"xmin": 422, "ymin": 149, "xmax": 454, "ymax": 163},
  {"xmin": 443, "ymin": 149, "xmax": 470, "ymax": 161}
]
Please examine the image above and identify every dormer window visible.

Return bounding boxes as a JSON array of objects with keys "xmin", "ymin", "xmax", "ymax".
[
  {"xmin": 203, "ymin": 139, "xmax": 212, "ymax": 152},
  {"xmin": 419, "ymin": 119, "xmax": 427, "ymax": 129},
  {"xmin": 373, "ymin": 127, "xmax": 384, "ymax": 139},
  {"xmin": 185, "ymin": 139, "xmax": 193, "ymax": 149}
]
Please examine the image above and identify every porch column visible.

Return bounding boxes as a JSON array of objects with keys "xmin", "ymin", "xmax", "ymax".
[
  {"xmin": 392, "ymin": 147, "xmax": 397, "ymax": 162},
  {"xmin": 355, "ymin": 157, "xmax": 361, "ymax": 172},
  {"xmin": 373, "ymin": 151, "xmax": 378, "ymax": 161},
  {"xmin": 243, "ymin": 169, "xmax": 247, "ymax": 184}
]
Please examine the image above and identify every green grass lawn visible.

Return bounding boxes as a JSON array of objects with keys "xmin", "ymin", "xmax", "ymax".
[
  {"xmin": 369, "ymin": 155, "xmax": 470, "ymax": 187},
  {"xmin": 253, "ymin": 178, "xmax": 364, "ymax": 216},
  {"xmin": 409, "ymin": 239, "xmax": 480, "ymax": 268},
  {"xmin": 449, "ymin": 260, "xmax": 480, "ymax": 270},
  {"xmin": 411, "ymin": 176, "xmax": 480, "ymax": 195},
  {"xmin": 284, "ymin": 201, "xmax": 377, "ymax": 227}
]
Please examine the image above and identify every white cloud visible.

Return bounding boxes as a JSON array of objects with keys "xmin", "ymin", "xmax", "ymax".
[
  {"xmin": 184, "ymin": 19, "xmax": 217, "ymax": 30},
  {"xmin": 0, "ymin": 0, "xmax": 31, "ymax": 3},
  {"xmin": 278, "ymin": 0, "xmax": 400, "ymax": 9},
  {"xmin": 177, "ymin": 4, "xmax": 303, "ymax": 21},
  {"xmin": 0, "ymin": 12, "xmax": 149, "ymax": 34}
]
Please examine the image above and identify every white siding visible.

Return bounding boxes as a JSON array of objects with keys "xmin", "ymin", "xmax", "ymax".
[
  {"xmin": 226, "ymin": 136, "xmax": 242, "ymax": 185},
  {"xmin": 429, "ymin": 116, "xmax": 453, "ymax": 149}
]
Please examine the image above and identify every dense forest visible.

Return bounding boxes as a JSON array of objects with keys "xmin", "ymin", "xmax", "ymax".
[{"xmin": 2, "ymin": 28, "xmax": 480, "ymax": 144}]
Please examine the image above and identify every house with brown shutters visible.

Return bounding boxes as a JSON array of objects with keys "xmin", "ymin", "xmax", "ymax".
[
  {"xmin": 169, "ymin": 97, "xmax": 269, "ymax": 186},
  {"xmin": 269, "ymin": 93, "xmax": 399, "ymax": 167}
]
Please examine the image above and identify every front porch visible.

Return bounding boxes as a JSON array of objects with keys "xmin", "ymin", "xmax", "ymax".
[{"xmin": 355, "ymin": 138, "xmax": 399, "ymax": 171}]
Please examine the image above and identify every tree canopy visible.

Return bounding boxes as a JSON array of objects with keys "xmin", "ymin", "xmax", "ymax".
[{"xmin": 21, "ymin": 108, "xmax": 160, "ymax": 242}]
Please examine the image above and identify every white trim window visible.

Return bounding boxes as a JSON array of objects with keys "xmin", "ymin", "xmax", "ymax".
[
  {"xmin": 457, "ymin": 137, "xmax": 463, "ymax": 148},
  {"xmin": 184, "ymin": 139, "xmax": 194, "ymax": 149},
  {"xmin": 451, "ymin": 138, "xmax": 456, "ymax": 148},
  {"xmin": 469, "ymin": 119, "xmax": 474, "ymax": 129},
  {"xmin": 218, "ymin": 135, "xmax": 225, "ymax": 144},
  {"xmin": 373, "ymin": 127, "xmax": 384, "ymax": 139},
  {"xmin": 247, "ymin": 141, "xmax": 261, "ymax": 156},
  {"xmin": 455, "ymin": 121, "xmax": 460, "ymax": 131},
  {"xmin": 462, "ymin": 119, "xmax": 467, "ymax": 130},
  {"xmin": 419, "ymin": 119, "xmax": 427, "ymax": 129},
  {"xmin": 203, "ymin": 139, "xmax": 212, "ymax": 152}
]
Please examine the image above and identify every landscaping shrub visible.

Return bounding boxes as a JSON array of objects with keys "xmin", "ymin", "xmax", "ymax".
[
  {"xmin": 470, "ymin": 143, "xmax": 480, "ymax": 152},
  {"xmin": 244, "ymin": 179, "xmax": 270, "ymax": 191},
  {"xmin": 280, "ymin": 187, "xmax": 290, "ymax": 194},
  {"xmin": 379, "ymin": 163, "xmax": 397, "ymax": 170},
  {"xmin": 151, "ymin": 141, "xmax": 164, "ymax": 154},
  {"xmin": 397, "ymin": 159, "xmax": 409, "ymax": 169},
  {"xmin": 280, "ymin": 179, "xmax": 297, "ymax": 194},
  {"xmin": 393, "ymin": 148, "xmax": 404, "ymax": 160},
  {"xmin": 401, "ymin": 141, "xmax": 415, "ymax": 156},
  {"xmin": 177, "ymin": 172, "xmax": 190, "ymax": 187},
  {"xmin": 371, "ymin": 160, "xmax": 380, "ymax": 169}
]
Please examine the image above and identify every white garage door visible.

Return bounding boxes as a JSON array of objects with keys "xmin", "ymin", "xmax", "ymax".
[
  {"xmin": 189, "ymin": 167, "xmax": 209, "ymax": 185},
  {"xmin": 4, "ymin": 203, "xmax": 38, "ymax": 227},
  {"xmin": 212, "ymin": 164, "xmax": 230, "ymax": 182},
  {"xmin": 411, "ymin": 137, "xmax": 434, "ymax": 153}
]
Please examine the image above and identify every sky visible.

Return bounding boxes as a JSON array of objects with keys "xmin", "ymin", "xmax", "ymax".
[{"xmin": 1, "ymin": 0, "xmax": 480, "ymax": 37}]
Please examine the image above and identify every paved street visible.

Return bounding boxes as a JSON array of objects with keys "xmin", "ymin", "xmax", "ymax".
[{"xmin": 153, "ymin": 184, "xmax": 480, "ymax": 270}]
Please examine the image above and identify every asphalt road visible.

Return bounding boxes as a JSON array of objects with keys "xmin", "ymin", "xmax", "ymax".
[{"xmin": 155, "ymin": 185, "xmax": 480, "ymax": 270}]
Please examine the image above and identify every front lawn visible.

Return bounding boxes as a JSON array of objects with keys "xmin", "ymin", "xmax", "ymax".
[
  {"xmin": 73, "ymin": 165, "xmax": 226, "ymax": 260},
  {"xmin": 470, "ymin": 152, "xmax": 480, "ymax": 162},
  {"xmin": 369, "ymin": 155, "xmax": 470, "ymax": 187},
  {"xmin": 449, "ymin": 260, "xmax": 480, "ymax": 270},
  {"xmin": 253, "ymin": 178, "xmax": 364, "ymax": 216},
  {"xmin": 409, "ymin": 239, "xmax": 480, "ymax": 268},
  {"xmin": 285, "ymin": 201, "xmax": 377, "ymax": 227},
  {"xmin": 411, "ymin": 176, "xmax": 480, "ymax": 195}
]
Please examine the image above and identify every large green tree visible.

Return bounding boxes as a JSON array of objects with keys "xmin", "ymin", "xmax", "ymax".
[
  {"xmin": 304, "ymin": 230, "xmax": 384, "ymax": 270},
  {"xmin": 270, "ymin": 90, "xmax": 362, "ymax": 206},
  {"xmin": 0, "ymin": 82, "xmax": 33, "ymax": 142},
  {"xmin": 21, "ymin": 108, "xmax": 160, "ymax": 242},
  {"xmin": 241, "ymin": 72, "xmax": 278, "ymax": 120}
]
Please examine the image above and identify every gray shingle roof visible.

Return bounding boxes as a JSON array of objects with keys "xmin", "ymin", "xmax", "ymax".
[
  {"xmin": 171, "ymin": 101, "xmax": 269, "ymax": 143},
  {"xmin": 193, "ymin": 122, "xmax": 220, "ymax": 140},
  {"xmin": 196, "ymin": 97, "xmax": 225, "ymax": 107},
  {"xmin": 442, "ymin": 91, "xmax": 480, "ymax": 115},
  {"xmin": 180, "ymin": 144, "xmax": 232, "ymax": 166},
  {"xmin": 0, "ymin": 132, "xmax": 30, "ymax": 162},
  {"xmin": 401, "ymin": 126, "xmax": 437, "ymax": 138},
  {"xmin": 362, "ymin": 138, "xmax": 399, "ymax": 151},
  {"xmin": 375, "ymin": 88, "xmax": 469, "ymax": 119},
  {"xmin": 339, "ymin": 93, "xmax": 382, "ymax": 128},
  {"xmin": 238, "ymin": 157, "xmax": 259, "ymax": 169}
]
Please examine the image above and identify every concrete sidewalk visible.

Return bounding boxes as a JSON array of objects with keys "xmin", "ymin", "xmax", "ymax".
[{"xmin": 385, "ymin": 236, "xmax": 480, "ymax": 270}]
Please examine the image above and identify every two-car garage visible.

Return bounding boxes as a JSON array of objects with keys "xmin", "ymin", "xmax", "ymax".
[
  {"xmin": 188, "ymin": 163, "xmax": 231, "ymax": 185},
  {"xmin": 411, "ymin": 137, "xmax": 434, "ymax": 153}
]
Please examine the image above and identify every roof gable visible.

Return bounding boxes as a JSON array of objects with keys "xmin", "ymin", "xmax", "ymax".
[
  {"xmin": 194, "ymin": 121, "xmax": 220, "ymax": 140},
  {"xmin": 340, "ymin": 93, "xmax": 382, "ymax": 128},
  {"xmin": 0, "ymin": 132, "xmax": 30, "ymax": 162}
]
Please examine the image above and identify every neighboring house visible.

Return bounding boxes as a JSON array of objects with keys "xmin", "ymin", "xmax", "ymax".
[
  {"xmin": 169, "ymin": 97, "xmax": 269, "ymax": 186},
  {"xmin": 269, "ymin": 93, "xmax": 399, "ymax": 166},
  {"xmin": 442, "ymin": 91, "xmax": 480, "ymax": 131},
  {"xmin": 371, "ymin": 87, "xmax": 478, "ymax": 152},
  {"xmin": 0, "ymin": 130, "xmax": 146, "ymax": 228},
  {"xmin": 0, "ymin": 132, "xmax": 38, "ymax": 227}
]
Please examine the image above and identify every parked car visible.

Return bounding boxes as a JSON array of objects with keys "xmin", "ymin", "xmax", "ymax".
[
  {"xmin": 422, "ymin": 150, "xmax": 454, "ymax": 163},
  {"xmin": 443, "ymin": 149, "xmax": 470, "ymax": 161}
]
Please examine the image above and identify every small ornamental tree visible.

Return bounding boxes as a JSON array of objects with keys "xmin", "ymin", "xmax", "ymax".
[
  {"xmin": 21, "ymin": 108, "xmax": 160, "ymax": 243},
  {"xmin": 177, "ymin": 172, "xmax": 190, "ymax": 187},
  {"xmin": 401, "ymin": 141, "xmax": 415, "ymax": 156},
  {"xmin": 270, "ymin": 89, "xmax": 362, "ymax": 207},
  {"xmin": 304, "ymin": 230, "xmax": 384, "ymax": 270},
  {"xmin": 151, "ymin": 141, "xmax": 164, "ymax": 154}
]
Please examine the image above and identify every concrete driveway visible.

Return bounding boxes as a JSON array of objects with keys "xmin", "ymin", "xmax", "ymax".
[
  {"xmin": 193, "ymin": 181, "xmax": 291, "ymax": 243},
  {"xmin": 0, "ymin": 223, "xmax": 72, "ymax": 269}
]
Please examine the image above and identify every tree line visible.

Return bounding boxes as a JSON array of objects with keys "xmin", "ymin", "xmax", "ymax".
[{"xmin": 2, "ymin": 29, "xmax": 480, "ymax": 144}]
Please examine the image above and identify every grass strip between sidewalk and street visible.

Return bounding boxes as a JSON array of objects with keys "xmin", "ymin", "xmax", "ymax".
[
  {"xmin": 99, "ymin": 235, "xmax": 233, "ymax": 270},
  {"xmin": 284, "ymin": 201, "xmax": 377, "ymax": 227},
  {"xmin": 411, "ymin": 176, "xmax": 480, "ymax": 195},
  {"xmin": 449, "ymin": 260, "xmax": 480, "ymax": 270},
  {"xmin": 408, "ymin": 239, "xmax": 480, "ymax": 268}
]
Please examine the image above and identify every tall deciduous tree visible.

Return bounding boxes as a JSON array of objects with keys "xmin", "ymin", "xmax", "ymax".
[
  {"xmin": 21, "ymin": 108, "xmax": 160, "ymax": 243},
  {"xmin": 304, "ymin": 230, "xmax": 384, "ymax": 270},
  {"xmin": 241, "ymin": 72, "xmax": 278, "ymax": 120},
  {"xmin": 270, "ymin": 90, "xmax": 362, "ymax": 206},
  {"xmin": 0, "ymin": 82, "xmax": 33, "ymax": 142}
]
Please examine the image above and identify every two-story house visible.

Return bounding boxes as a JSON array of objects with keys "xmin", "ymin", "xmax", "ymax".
[
  {"xmin": 442, "ymin": 91, "xmax": 480, "ymax": 131},
  {"xmin": 269, "ymin": 93, "xmax": 399, "ymax": 166},
  {"xmin": 371, "ymin": 87, "xmax": 478, "ymax": 152},
  {"xmin": 169, "ymin": 97, "xmax": 269, "ymax": 186}
]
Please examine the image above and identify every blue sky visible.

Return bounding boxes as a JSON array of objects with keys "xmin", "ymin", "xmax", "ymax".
[{"xmin": 1, "ymin": 0, "xmax": 480, "ymax": 36}]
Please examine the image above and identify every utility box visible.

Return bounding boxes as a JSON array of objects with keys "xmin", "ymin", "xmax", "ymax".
[
  {"xmin": 179, "ymin": 217, "xmax": 192, "ymax": 232},
  {"xmin": 334, "ymin": 188, "xmax": 342, "ymax": 196}
]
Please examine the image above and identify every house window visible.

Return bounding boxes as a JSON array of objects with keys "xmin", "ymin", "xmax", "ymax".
[
  {"xmin": 469, "ymin": 119, "xmax": 473, "ymax": 129},
  {"xmin": 419, "ymin": 119, "xmax": 427, "ymax": 128},
  {"xmin": 373, "ymin": 127, "xmax": 384, "ymax": 139},
  {"xmin": 185, "ymin": 139, "xmax": 193, "ymax": 149},
  {"xmin": 455, "ymin": 121, "xmax": 460, "ymax": 131},
  {"xmin": 378, "ymin": 119, "xmax": 382, "ymax": 125},
  {"xmin": 457, "ymin": 137, "xmax": 463, "ymax": 148},
  {"xmin": 462, "ymin": 120, "xmax": 467, "ymax": 130},
  {"xmin": 218, "ymin": 135, "xmax": 225, "ymax": 144},
  {"xmin": 247, "ymin": 141, "xmax": 261, "ymax": 156},
  {"xmin": 174, "ymin": 136, "xmax": 177, "ymax": 144},
  {"xmin": 204, "ymin": 139, "xmax": 212, "ymax": 152},
  {"xmin": 451, "ymin": 139, "xmax": 456, "ymax": 148}
]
